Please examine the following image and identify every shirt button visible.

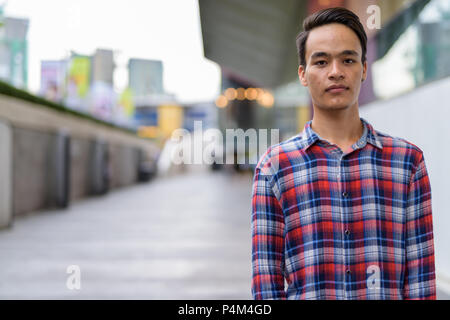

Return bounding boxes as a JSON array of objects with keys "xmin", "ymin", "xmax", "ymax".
[
  {"xmin": 345, "ymin": 229, "xmax": 350, "ymax": 236},
  {"xmin": 346, "ymin": 270, "xmax": 351, "ymax": 275},
  {"xmin": 342, "ymin": 192, "xmax": 349, "ymax": 198}
]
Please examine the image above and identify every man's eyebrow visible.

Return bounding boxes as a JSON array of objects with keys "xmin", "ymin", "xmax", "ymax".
[
  {"xmin": 310, "ymin": 50, "xmax": 359, "ymax": 59},
  {"xmin": 310, "ymin": 52, "xmax": 330, "ymax": 59},
  {"xmin": 339, "ymin": 50, "xmax": 359, "ymax": 57}
]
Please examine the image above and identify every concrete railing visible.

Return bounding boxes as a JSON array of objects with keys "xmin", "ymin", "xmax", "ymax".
[{"xmin": 0, "ymin": 93, "xmax": 160, "ymax": 226}]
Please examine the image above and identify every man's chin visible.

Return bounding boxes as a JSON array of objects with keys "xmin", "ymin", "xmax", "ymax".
[{"xmin": 316, "ymin": 102, "xmax": 351, "ymax": 111}]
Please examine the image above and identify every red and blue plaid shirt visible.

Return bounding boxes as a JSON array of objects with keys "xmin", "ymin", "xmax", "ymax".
[{"xmin": 251, "ymin": 118, "xmax": 435, "ymax": 300}]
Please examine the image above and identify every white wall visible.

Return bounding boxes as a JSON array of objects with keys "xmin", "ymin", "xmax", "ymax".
[{"xmin": 360, "ymin": 77, "xmax": 450, "ymax": 286}]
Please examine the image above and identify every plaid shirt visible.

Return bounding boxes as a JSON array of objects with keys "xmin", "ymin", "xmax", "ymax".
[{"xmin": 251, "ymin": 118, "xmax": 435, "ymax": 300}]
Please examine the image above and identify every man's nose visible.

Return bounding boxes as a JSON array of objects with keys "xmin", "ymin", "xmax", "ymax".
[{"xmin": 328, "ymin": 60, "xmax": 344, "ymax": 80}]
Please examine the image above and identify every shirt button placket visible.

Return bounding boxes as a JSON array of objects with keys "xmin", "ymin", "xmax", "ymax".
[
  {"xmin": 337, "ymin": 157, "xmax": 347, "ymax": 299},
  {"xmin": 341, "ymin": 157, "xmax": 352, "ymax": 299}
]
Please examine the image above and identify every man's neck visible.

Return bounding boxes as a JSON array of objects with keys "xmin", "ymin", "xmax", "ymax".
[{"xmin": 310, "ymin": 106, "xmax": 364, "ymax": 151}]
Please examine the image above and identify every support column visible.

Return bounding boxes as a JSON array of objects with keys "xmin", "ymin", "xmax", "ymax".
[{"xmin": 0, "ymin": 120, "xmax": 13, "ymax": 228}]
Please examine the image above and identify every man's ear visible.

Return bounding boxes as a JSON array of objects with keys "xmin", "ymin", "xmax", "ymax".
[
  {"xmin": 362, "ymin": 61, "xmax": 368, "ymax": 82},
  {"xmin": 298, "ymin": 65, "xmax": 308, "ymax": 87}
]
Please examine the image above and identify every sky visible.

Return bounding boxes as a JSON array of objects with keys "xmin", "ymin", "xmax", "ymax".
[{"xmin": 4, "ymin": 0, "xmax": 221, "ymax": 103}]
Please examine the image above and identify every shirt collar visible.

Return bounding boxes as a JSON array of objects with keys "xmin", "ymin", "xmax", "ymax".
[{"xmin": 300, "ymin": 117, "xmax": 383, "ymax": 151}]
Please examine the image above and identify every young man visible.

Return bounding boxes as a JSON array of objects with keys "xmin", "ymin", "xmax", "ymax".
[{"xmin": 251, "ymin": 7, "xmax": 435, "ymax": 300}]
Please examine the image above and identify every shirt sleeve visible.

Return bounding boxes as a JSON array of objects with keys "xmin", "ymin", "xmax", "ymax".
[
  {"xmin": 403, "ymin": 153, "xmax": 436, "ymax": 300},
  {"xmin": 251, "ymin": 165, "xmax": 286, "ymax": 300}
]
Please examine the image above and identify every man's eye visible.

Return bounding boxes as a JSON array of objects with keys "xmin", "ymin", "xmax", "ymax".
[
  {"xmin": 344, "ymin": 59, "xmax": 355, "ymax": 64},
  {"xmin": 315, "ymin": 60, "xmax": 327, "ymax": 66}
]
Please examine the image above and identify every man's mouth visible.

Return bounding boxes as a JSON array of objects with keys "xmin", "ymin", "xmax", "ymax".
[{"xmin": 326, "ymin": 85, "xmax": 349, "ymax": 93}]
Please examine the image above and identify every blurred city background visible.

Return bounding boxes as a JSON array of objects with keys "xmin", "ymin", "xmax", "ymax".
[{"xmin": 0, "ymin": 0, "xmax": 449, "ymax": 299}]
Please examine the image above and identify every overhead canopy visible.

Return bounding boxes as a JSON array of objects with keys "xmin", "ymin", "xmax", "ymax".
[
  {"xmin": 199, "ymin": 0, "xmax": 431, "ymax": 90},
  {"xmin": 199, "ymin": 0, "xmax": 307, "ymax": 89}
]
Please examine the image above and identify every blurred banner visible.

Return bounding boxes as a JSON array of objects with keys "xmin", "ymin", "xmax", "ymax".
[
  {"xmin": 65, "ymin": 55, "xmax": 91, "ymax": 111},
  {"xmin": 115, "ymin": 87, "xmax": 135, "ymax": 125},
  {"xmin": 89, "ymin": 81, "xmax": 116, "ymax": 121},
  {"xmin": 8, "ymin": 38, "xmax": 27, "ymax": 88},
  {"xmin": 40, "ymin": 60, "xmax": 67, "ymax": 102},
  {"xmin": 0, "ymin": 6, "xmax": 29, "ymax": 89},
  {"xmin": 158, "ymin": 104, "xmax": 183, "ymax": 140}
]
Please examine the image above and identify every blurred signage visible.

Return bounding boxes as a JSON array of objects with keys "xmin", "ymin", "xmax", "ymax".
[
  {"xmin": 40, "ymin": 60, "xmax": 67, "ymax": 102},
  {"xmin": 68, "ymin": 56, "xmax": 90, "ymax": 97},
  {"xmin": 65, "ymin": 55, "xmax": 91, "ymax": 110},
  {"xmin": 0, "ymin": 11, "xmax": 29, "ymax": 89},
  {"xmin": 158, "ymin": 104, "xmax": 183, "ymax": 139},
  {"xmin": 9, "ymin": 39, "xmax": 27, "ymax": 88},
  {"xmin": 138, "ymin": 126, "xmax": 159, "ymax": 139},
  {"xmin": 90, "ymin": 81, "xmax": 115, "ymax": 121},
  {"xmin": 114, "ymin": 87, "xmax": 135, "ymax": 126}
]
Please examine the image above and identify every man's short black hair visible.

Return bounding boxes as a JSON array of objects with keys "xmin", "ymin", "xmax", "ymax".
[{"xmin": 296, "ymin": 7, "xmax": 368, "ymax": 67}]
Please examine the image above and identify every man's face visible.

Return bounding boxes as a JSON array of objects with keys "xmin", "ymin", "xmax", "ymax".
[{"xmin": 298, "ymin": 23, "xmax": 367, "ymax": 112}]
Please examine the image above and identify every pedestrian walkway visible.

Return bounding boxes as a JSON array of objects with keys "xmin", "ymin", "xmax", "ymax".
[
  {"xmin": 0, "ymin": 165, "xmax": 449, "ymax": 299},
  {"xmin": 0, "ymin": 166, "xmax": 253, "ymax": 299}
]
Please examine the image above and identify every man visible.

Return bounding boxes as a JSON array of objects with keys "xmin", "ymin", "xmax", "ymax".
[{"xmin": 251, "ymin": 7, "xmax": 435, "ymax": 300}]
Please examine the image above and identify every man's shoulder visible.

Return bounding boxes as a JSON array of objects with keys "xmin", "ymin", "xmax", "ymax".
[
  {"xmin": 255, "ymin": 133, "xmax": 306, "ymax": 174},
  {"xmin": 374, "ymin": 129, "xmax": 424, "ymax": 163},
  {"xmin": 375, "ymin": 129, "xmax": 423, "ymax": 152},
  {"xmin": 274, "ymin": 133, "xmax": 307, "ymax": 153}
]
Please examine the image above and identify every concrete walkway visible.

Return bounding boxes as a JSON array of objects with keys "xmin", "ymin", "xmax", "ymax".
[
  {"xmin": 0, "ymin": 166, "xmax": 449, "ymax": 299},
  {"xmin": 0, "ymin": 166, "xmax": 253, "ymax": 299}
]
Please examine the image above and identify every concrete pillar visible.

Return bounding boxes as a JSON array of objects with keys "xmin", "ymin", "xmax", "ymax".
[
  {"xmin": 49, "ymin": 130, "xmax": 71, "ymax": 208},
  {"xmin": 0, "ymin": 120, "xmax": 13, "ymax": 229},
  {"xmin": 89, "ymin": 139, "xmax": 110, "ymax": 195}
]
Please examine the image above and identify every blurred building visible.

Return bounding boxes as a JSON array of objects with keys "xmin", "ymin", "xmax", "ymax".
[
  {"xmin": 0, "ymin": 8, "xmax": 29, "ymax": 89},
  {"xmin": 183, "ymin": 101, "xmax": 218, "ymax": 132},
  {"xmin": 130, "ymin": 58, "xmax": 163, "ymax": 134},
  {"xmin": 417, "ymin": 20, "xmax": 450, "ymax": 83},
  {"xmin": 90, "ymin": 49, "xmax": 116, "ymax": 121},
  {"xmin": 134, "ymin": 93, "xmax": 180, "ymax": 141},
  {"xmin": 371, "ymin": 0, "xmax": 450, "ymax": 99},
  {"xmin": 92, "ymin": 49, "xmax": 115, "ymax": 85},
  {"xmin": 129, "ymin": 58, "xmax": 187, "ymax": 141},
  {"xmin": 128, "ymin": 58, "xmax": 163, "ymax": 97}
]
